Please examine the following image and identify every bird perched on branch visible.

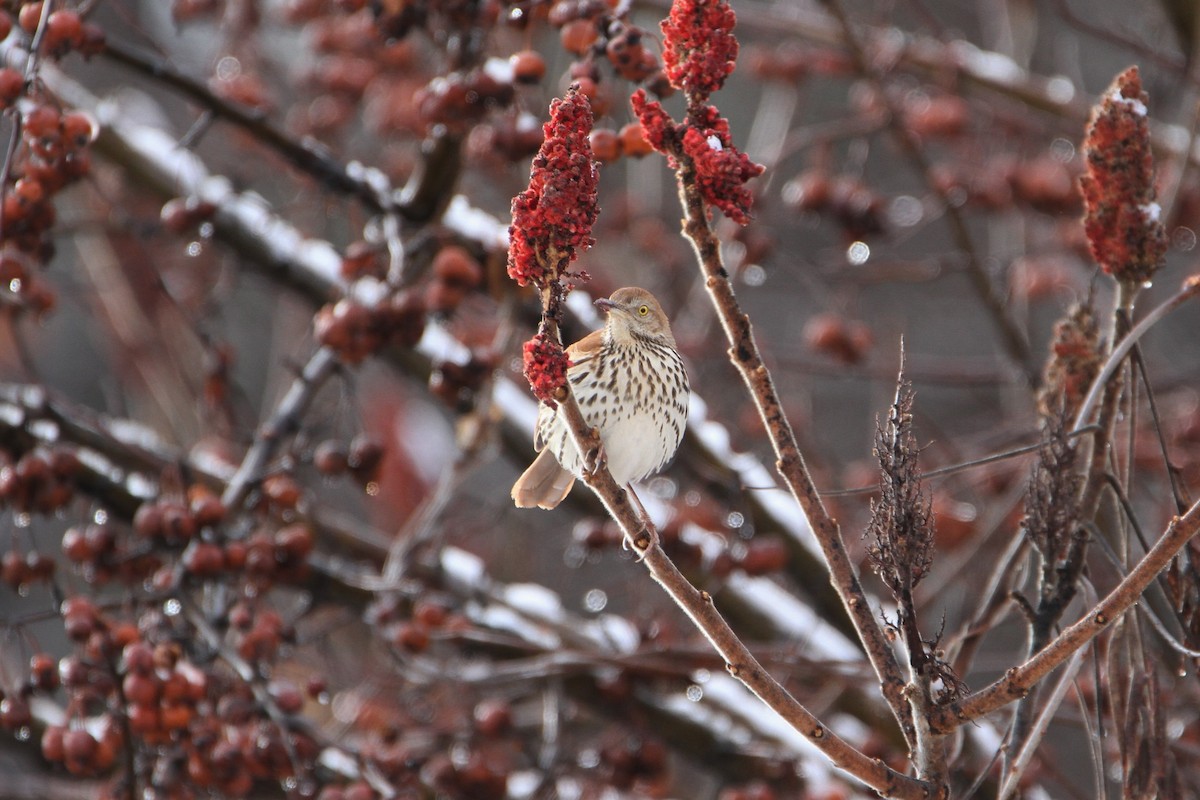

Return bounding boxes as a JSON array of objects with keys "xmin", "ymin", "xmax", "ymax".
[{"xmin": 512, "ymin": 287, "xmax": 689, "ymax": 510}]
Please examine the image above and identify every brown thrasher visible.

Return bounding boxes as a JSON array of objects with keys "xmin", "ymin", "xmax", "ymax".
[{"xmin": 511, "ymin": 287, "xmax": 689, "ymax": 509}]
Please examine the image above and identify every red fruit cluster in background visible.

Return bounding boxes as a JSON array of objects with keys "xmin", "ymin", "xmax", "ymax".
[
  {"xmin": 0, "ymin": 5, "xmax": 103, "ymax": 319},
  {"xmin": 16, "ymin": 4, "xmax": 105, "ymax": 58},
  {"xmin": 316, "ymin": 240, "xmax": 485, "ymax": 364},
  {"xmin": 22, "ymin": 595, "xmax": 321, "ymax": 796},
  {"xmin": 314, "ymin": 291, "xmax": 428, "ymax": 363},
  {"xmin": 415, "ymin": 68, "xmax": 515, "ymax": 135},
  {"xmin": 587, "ymin": 121, "xmax": 655, "ymax": 162},
  {"xmin": 746, "ymin": 41, "xmax": 854, "ymax": 81},
  {"xmin": 549, "ymin": 0, "xmax": 671, "ymax": 96}
]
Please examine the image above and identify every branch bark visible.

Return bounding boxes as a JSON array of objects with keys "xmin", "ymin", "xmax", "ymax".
[{"xmin": 669, "ymin": 155, "xmax": 913, "ymax": 744}]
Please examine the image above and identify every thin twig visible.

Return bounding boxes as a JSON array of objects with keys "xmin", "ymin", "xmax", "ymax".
[
  {"xmin": 1050, "ymin": 0, "xmax": 1190, "ymax": 77},
  {"xmin": 100, "ymin": 40, "xmax": 391, "ymax": 214},
  {"xmin": 997, "ymin": 647, "xmax": 1087, "ymax": 799},
  {"xmin": 1073, "ymin": 276, "xmax": 1200, "ymax": 434},
  {"xmin": 1127, "ymin": 338, "xmax": 1192, "ymax": 513},
  {"xmin": 220, "ymin": 346, "xmax": 340, "ymax": 512},
  {"xmin": 823, "ymin": 425, "xmax": 1100, "ymax": 497}
]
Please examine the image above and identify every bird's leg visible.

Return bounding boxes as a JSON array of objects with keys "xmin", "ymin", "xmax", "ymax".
[
  {"xmin": 582, "ymin": 428, "xmax": 606, "ymax": 475},
  {"xmin": 622, "ymin": 485, "xmax": 655, "ymax": 560}
]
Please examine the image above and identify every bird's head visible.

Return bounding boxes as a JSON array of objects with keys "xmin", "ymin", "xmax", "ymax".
[{"xmin": 595, "ymin": 287, "xmax": 676, "ymax": 347}]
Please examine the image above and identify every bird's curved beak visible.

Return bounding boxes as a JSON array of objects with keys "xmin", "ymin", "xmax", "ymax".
[{"xmin": 594, "ymin": 297, "xmax": 618, "ymax": 313}]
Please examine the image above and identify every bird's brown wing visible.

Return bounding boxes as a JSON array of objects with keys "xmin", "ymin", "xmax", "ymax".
[{"xmin": 566, "ymin": 329, "xmax": 604, "ymax": 363}]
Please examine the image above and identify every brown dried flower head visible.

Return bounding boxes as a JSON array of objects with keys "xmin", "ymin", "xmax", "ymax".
[{"xmin": 1038, "ymin": 302, "xmax": 1102, "ymax": 421}]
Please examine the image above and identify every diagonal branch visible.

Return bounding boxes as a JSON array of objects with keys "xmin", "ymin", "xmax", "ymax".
[
  {"xmin": 220, "ymin": 346, "xmax": 340, "ymax": 512},
  {"xmin": 99, "ymin": 39, "xmax": 463, "ymax": 221},
  {"xmin": 668, "ymin": 149, "xmax": 913, "ymax": 743},
  {"xmin": 929, "ymin": 496, "xmax": 1200, "ymax": 734}
]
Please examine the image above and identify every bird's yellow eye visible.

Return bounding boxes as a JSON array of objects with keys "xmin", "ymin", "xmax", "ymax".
[{"xmin": 638, "ymin": 305, "xmax": 650, "ymax": 316}]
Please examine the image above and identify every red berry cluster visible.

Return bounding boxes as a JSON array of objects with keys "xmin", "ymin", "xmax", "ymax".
[
  {"xmin": 116, "ymin": 641, "xmax": 208, "ymax": 743},
  {"xmin": 632, "ymin": 90, "xmax": 764, "ymax": 225},
  {"xmin": 1080, "ymin": 66, "xmax": 1166, "ymax": 285},
  {"xmin": 286, "ymin": 10, "xmax": 424, "ymax": 141},
  {"xmin": 0, "ymin": 445, "xmax": 79, "ymax": 514},
  {"xmin": 29, "ymin": 595, "xmax": 325, "ymax": 796},
  {"xmin": 599, "ymin": 734, "xmax": 669, "ymax": 790},
  {"xmin": 319, "ymin": 242, "xmax": 485, "ymax": 364},
  {"xmin": 628, "ymin": 0, "xmax": 764, "ymax": 223},
  {"xmin": 336, "ymin": 597, "xmax": 526, "ymax": 797},
  {"xmin": 541, "ymin": 6, "xmax": 688, "ymax": 137},
  {"xmin": 467, "ymin": 107, "xmax": 547, "ymax": 164},
  {"xmin": 62, "ymin": 520, "xmax": 161, "ymax": 586},
  {"xmin": 312, "ymin": 433, "xmax": 386, "ymax": 486},
  {"xmin": 1008, "ymin": 156, "xmax": 1082, "ymax": 215},
  {"xmin": 253, "ymin": 524, "xmax": 315, "ymax": 584},
  {"xmin": 422, "ymin": 749, "xmax": 508, "ymax": 799},
  {"xmin": 278, "ymin": 0, "xmax": 526, "ymax": 161},
  {"xmin": 429, "ymin": 351, "xmax": 497, "ymax": 411},
  {"xmin": 416, "ymin": 69, "xmax": 515, "ymax": 135},
  {"xmin": 521, "ymin": 331, "xmax": 570, "ymax": 404},
  {"xmin": 507, "ymin": 87, "xmax": 598, "ymax": 288},
  {"xmin": 366, "ymin": 594, "xmax": 458, "ymax": 655},
  {"xmin": 588, "ymin": 121, "xmax": 655, "ymax": 163},
  {"xmin": 0, "ymin": 98, "xmax": 95, "ymax": 314},
  {"xmin": 180, "ymin": 711, "xmax": 320, "ymax": 798},
  {"xmin": 784, "ymin": 167, "xmax": 887, "ymax": 239},
  {"xmin": 679, "ymin": 120, "xmax": 764, "ymax": 226},
  {"xmin": 579, "ymin": 513, "xmax": 791, "ymax": 578},
  {"xmin": 660, "ymin": 0, "xmax": 738, "ymax": 102},
  {"xmin": 133, "ymin": 496, "xmax": 209, "ymax": 547},
  {"xmin": 929, "ymin": 154, "xmax": 1080, "ymax": 216},
  {"xmin": 1, "ymin": 543, "xmax": 55, "ymax": 590},
  {"xmin": 550, "ymin": 0, "xmax": 671, "ymax": 99},
  {"xmin": 426, "ymin": 244, "xmax": 484, "ymax": 313},
  {"xmin": 746, "ymin": 42, "xmax": 853, "ymax": 82},
  {"xmin": 228, "ymin": 601, "xmax": 296, "ymax": 664},
  {"xmin": 14, "ymin": 4, "xmax": 105, "ymax": 59}
]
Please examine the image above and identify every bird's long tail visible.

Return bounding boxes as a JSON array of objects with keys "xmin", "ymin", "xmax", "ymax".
[{"xmin": 511, "ymin": 450, "xmax": 576, "ymax": 509}]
